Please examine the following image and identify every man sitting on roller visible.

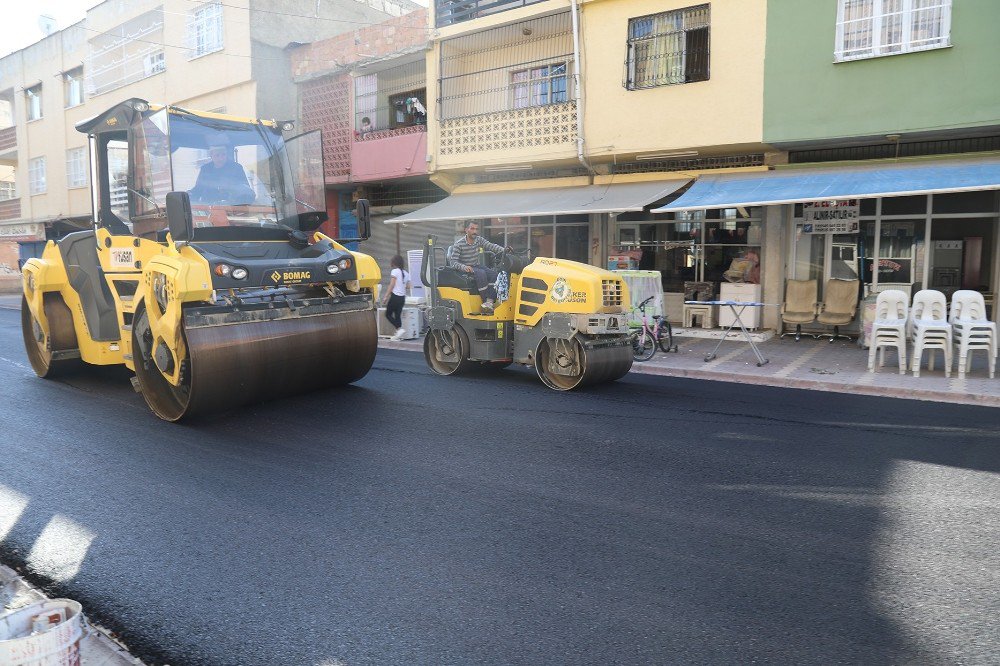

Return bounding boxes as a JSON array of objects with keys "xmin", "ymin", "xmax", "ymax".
[{"xmin": 449, "ymin": 220, "xmax": 509, "ymax": 313}]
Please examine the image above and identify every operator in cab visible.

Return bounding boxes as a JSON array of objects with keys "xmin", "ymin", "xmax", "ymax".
[
  {"xmin": 189, "ymin": 132, "xmax": 256, "ymax": 205},
  {"xmin": 449, "ymin": 220, "xmax": 509, "ymax": 313}
]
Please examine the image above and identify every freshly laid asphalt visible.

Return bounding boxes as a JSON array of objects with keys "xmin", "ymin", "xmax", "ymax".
[{"xmin": 0, "ymin": 304, "xmax": 998, "ymax": 665}]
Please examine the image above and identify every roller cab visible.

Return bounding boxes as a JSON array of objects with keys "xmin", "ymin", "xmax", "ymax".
[
  {"xmin": 21, "ymin": 99, "xmax": 380, "ymax": 421},
  {"xmin": 420, "ymin": 235, "xmax": 633, "ymax": 390}
]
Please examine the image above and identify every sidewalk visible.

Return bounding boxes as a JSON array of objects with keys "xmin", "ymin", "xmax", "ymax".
[
  {"xmin": 382, "ymin": 330, "xmax": 1000, "ymax": 408},
  {"xmin": 4, "ymin": 295, "xmax": 996, "ymax": 407},
  {"xmin": 1, "ymin": 565, "xmax": 143, "ymax": 665}
]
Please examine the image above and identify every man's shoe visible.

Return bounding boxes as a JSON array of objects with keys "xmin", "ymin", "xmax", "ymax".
[
  {"xmin": 391, "ymin": 327, "xmax": 406, "ymax": 340},
  {"xmin": 481, "ymin": 300, "xmax": 494, "ymax": 313}
]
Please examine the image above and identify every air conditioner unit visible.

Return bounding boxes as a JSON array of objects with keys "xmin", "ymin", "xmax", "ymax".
[{"xmin": 143, "ymin": 52, "xmax": 165, "ymax": 76}]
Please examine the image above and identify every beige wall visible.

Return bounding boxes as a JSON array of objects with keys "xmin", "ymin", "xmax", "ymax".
[{"xmin": 580, "ymin": 0, "xmax": 767, "ymax": 158}]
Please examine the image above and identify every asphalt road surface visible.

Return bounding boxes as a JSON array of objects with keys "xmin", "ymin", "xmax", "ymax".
[{"xmin": 1, "ymin": 306, "xmax": 998, "ymax": 665}]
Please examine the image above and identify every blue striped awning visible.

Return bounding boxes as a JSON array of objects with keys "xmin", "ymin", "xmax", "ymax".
[{"xmin": 653, "ymin": 158, "xmax": 1000, "ymax": 212}]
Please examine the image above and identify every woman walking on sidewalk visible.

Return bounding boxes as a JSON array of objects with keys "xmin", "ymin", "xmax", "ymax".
[{"xmin": 383, "ymin": 254, "xmax": 411, "ymax": 340}]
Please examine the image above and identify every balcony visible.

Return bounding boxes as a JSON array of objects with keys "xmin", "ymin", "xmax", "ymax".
[
  {"xmin": 352, "ymin": 125, "xmax": 428, "ymax": 181},
  {"xmin": 0, "ymin": 198, "xmax": 21, "ymax": 221},
  {"xmin": 437, "ymin": 13, "xmax": 577, "ymax": 165},
  {"xmin": 351, "ymin": 60, "xmax": 428, "ymax": 181},
  {"xmin": 435, "ymin": 0, "xmax": 547, "ymax": 28},
  {"xmin": 0, "ymin": 127, "xmax": 17, "ymax": 163}
]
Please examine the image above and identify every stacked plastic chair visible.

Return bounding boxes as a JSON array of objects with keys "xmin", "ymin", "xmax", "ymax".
[
  {"xmin": 908, "ymin": 290, "xmax": 951, "ymax": 378},
  {"xmin": 868, "ymin": 290, "xmax": 909, "ymax": 374},
  {"xmin": 949, "ymin": 290, "xmax": 997, "ymax": 379}
]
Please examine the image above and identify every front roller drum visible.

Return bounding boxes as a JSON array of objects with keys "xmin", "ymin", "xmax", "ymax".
[
  {"xmin": 133, "ymin": 306, "xmax": 377, "ymax": 421},
  {"xmin": 535, "ymin": 336, "xmax": 633, "ymax": 391}
]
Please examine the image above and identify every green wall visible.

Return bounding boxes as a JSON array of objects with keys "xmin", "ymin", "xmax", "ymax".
[{"xmin": 764, "ymin": 0, "xmax": 1000, "ymax": 145}]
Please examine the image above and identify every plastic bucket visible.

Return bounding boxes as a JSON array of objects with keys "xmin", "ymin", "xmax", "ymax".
[{"xmin": 0, "ymin": 599, "xmax": 83, "ymax": 666}]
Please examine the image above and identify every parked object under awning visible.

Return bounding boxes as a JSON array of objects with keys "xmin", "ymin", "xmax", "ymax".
[
  {"xmin": 386, "ymin": 180, "xmax": 689, "ymax": 224},
  {"xmin": 653, "ymin": 157, "xmax": 1000, "ymax": 212}
]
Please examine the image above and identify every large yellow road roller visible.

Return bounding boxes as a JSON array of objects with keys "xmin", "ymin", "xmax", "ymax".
[
  {"xmin": 21, "ymin": 99, "xmax": 380, "ymax": 420},
  {"xmin": 420, "ymin": 236, "xmax": 633, "ymax": 390}
]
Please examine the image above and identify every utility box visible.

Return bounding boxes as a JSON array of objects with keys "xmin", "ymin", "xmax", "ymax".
[{"xmin": 377, "ymin": 306, "xmax": 422, "ymax": 339}]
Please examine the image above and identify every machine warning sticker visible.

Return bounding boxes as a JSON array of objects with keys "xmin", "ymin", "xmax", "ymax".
[
  {"xmin": 109, "ymin": 248, "xmax": 135, "ymax": 268},
  {"xmin": 268, "ymin": 269, "xmax": 313, "ymax": 285}
]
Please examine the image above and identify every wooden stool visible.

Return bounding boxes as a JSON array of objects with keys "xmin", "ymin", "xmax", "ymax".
[{"xmin": 683, "ymin": 304, "xmax": 715, "ymax": 328}]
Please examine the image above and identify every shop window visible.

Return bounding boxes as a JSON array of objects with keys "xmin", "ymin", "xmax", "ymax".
[
  {"xmin": 881, "ymin": 195, "xmax": 927, "ymax": 215},
  {"xmin": 933, "ymin": 191, "xmax": 997, "ymax": 214},
  {"xmin": 625, "ymin": 4, "xmax": 709, "ymax": 90},
  {"xmin": 511, "ymin": 63, "xmax": 568, "ymax": 109},
  {"xmin": 835, "ymin": 0, "xmax": 952, "ymax": 63}
]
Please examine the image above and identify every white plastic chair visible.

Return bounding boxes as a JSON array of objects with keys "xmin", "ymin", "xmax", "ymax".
[
  {"xmin": 868, "ymin": 289, "xmax": 908, "ymax": 374},
  {"xmin": 909, "ymin": 290, "xmax": 951, "ymax": 378},
  {"xmin": 949, "ymin": 290, "xmax": 997, "ymax": 379}
]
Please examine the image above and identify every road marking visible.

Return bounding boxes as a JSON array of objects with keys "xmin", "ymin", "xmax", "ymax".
[{"xmin": 0, "ymin": 356, "xmax": 32, "ymax": 373}]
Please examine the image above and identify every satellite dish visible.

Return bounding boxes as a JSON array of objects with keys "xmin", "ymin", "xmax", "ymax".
[{"xmin": 38, "ymin": 15, "xmax": 57, "ymax": 37}]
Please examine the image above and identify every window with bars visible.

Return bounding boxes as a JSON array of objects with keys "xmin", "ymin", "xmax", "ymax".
[
  {"xmin": 66, "ymin": 147, "xmax": 88, "ymax": 188},
  {"xmin": 835, "ymin": 0, "xmax": 951, "ymax": 62},
  {"xmin": 25, "ymin": 85, "xmax": 42, "ymax": 121},
  {"xmin": 187, "ymin": 2, "xmax": 224, "ymax": 59},
  {"xmin": 29, "ymin": 157, "xmax": 46, "ymax": 195},
  {"xmin": 511, "ymin": 63, "xmax": 568, "ymax": 109},
  {"xmin": 64, "ymin": 68, "xmax": 84, "ymax": 108},
  {"xmin": 625, "ymin": 4, "xmax": 709, "ymax": 91}
]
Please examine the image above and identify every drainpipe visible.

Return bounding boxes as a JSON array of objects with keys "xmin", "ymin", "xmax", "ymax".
[{"xmin": 570, "ymin": 0, "xmax": 593, "ymax": 178}]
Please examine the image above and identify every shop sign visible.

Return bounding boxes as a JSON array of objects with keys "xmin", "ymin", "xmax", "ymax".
[
  {"xmin": 802, "ymin": 220, "xmax": 860, "ymax": 234},
  {"xmin": 803, "ymin": 200, "xmax": 860, "ymax": 230},
  {"xmin": 0, "ymin": 222, "xmax": 44, "ymax": 240}
]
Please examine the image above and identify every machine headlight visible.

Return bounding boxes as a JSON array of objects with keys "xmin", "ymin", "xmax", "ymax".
[
  {"xmin": 214, "ymin": 263, "xmax": 232, "ymax": 277},
  {"xmin": 26, "ymin": 273, "xmax": 35, "ymax": 293},
  {"xmin": 152, "ymin": 273, "xmax": 168, "ymax": 313},
  {"xmin": 231, "ymin": 267, "xmax": 248, "ymax": 280},
  {"xmin": 326, "ymin": 263, "xmax": 339, "ymax": 274},
  {"xmin": 338, "ymin": 258, "xmax": 352, "ymax": 270}
]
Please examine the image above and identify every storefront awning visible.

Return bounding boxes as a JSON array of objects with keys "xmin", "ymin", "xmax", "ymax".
[
  {"xmin": 653, "ymin": 158, "xmax": 1000, "ymax": 212},
  {"xmin": 386, "ymin": 180, "xmax": 689, "ymax": 224}
]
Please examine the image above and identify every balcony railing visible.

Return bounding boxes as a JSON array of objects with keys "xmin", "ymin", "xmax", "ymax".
[
  {"xmin": 0, "ymin": 126, "xmax": 16, "ymax": 154},
  {"xmin": 439, "ymin": 101, "xmax": 576, "ymax": 156},
  {"xmin": 0, "ymin": 198, "xmax": 21, "ymax": 221},
  {"xmin": 356, "ymin": 124, "xmax": 427, "ymax": 142},
  {"xmin": 435, "ymin": 0, "xmax": 547, "ymax": 28}
]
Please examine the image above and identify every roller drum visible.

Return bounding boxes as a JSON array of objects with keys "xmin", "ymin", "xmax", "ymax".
[
  {"xmin": 135, "ymin": 307, "xmax": 377, "ymax": 421},
  {"xmin": 535, "ymin": 336, "xmax": 633, "ymax": 391}
]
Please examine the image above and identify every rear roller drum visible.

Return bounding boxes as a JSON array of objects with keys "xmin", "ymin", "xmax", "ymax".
[
  {"xmin": 424, "ymin": 326, "xmax": 475, "ymax": 376},
  {"xmin": 21, "ymin": 294, "xmax": 81, "ymax": 378},
  {"xmin": 536, "ymin": 336, "xmax": 633, "ymax": 391}
]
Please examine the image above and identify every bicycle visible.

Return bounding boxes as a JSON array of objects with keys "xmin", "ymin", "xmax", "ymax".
[{"xmin": 629, "ymin": 295, "xmax": 678, "ymax": 361}]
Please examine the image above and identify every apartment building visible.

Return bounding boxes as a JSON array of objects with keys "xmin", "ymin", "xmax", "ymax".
[
  {"xmin": 390, "ymin": 0, "xmax": 785, "ymax": 327},
  {"xmin": 290, "ymin": 8, "xmax": 447, "ymax": 271},
  {"xmin": 0, "ymin": 0, "xmax": 419, "ymax": 290},
  {"xmin": 750, "ymin": 0, "xmax": 1000, "ymax": 327}
]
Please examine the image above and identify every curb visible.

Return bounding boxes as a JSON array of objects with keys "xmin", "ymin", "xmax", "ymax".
[
  {"xmin": 0, "ymin": 565, "xmax": 144, "ymax": 664},
  {"xmin": 375, "ymin": 338, "xmax": 1000, "ymax": 408}
]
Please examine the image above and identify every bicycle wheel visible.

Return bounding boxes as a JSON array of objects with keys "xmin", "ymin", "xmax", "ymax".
[
  {"xmin": 632, "ymin": 330, "xmax": 656, "ymax": 361},
  {"xmin": 657, "ymin": 322, "xmax": 678, "ymax": 353}
]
